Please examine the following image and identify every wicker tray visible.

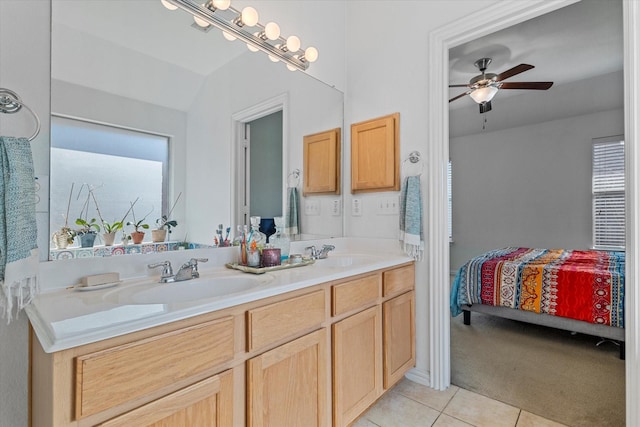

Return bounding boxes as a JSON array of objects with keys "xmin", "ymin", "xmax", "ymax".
[{"xmin": 225, "ymin": 259, "xmax": 315, "ymax": 274}]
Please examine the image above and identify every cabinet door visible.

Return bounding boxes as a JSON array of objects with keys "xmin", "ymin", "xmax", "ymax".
[
  {"xmin": 383, "ymin": 291, "xmax": 416, "ymax": 389},
  {"xmin": 98, "ymin": 370, "xmax": 234, "ymax": 427},
  {"xmin": 351, "ymin": 112, "xmax": 400, "ymax": 193},
  {"xmin": 332, "ymin": 306, "xmax": 382, "ymax": 427},
  {"xmin": 303, "ymin": 128, "xmax": 341, "ymax": 195},
  {"xmin": 247, "ymin": 329, "xmax": 329, "ymax": 427}
]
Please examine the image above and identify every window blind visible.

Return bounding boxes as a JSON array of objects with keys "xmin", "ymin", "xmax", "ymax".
[
  {"xmin": 592, "ymin": 138, "xmax": 625, "ymax": 249},
  {"xmin": 447, "ymin": 160, "xmax": 453, "ymax": 242}
]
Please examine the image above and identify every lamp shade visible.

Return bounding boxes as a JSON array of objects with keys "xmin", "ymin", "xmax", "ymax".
[{"xmin": 469, "ymin": 86, "xmax": 499, "ymax": 104}]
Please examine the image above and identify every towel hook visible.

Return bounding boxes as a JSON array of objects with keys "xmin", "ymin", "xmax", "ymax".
[
  {"xmin": 0, "ymin": 88, "xmax": 41, "ymax": 142},
  {"xmin": 288, "ymin": 169, "xmax": 300, "ymax": 187},
  {"xmin": 402, "ymin": 151, "xmax": 424, "ymax": 176}
]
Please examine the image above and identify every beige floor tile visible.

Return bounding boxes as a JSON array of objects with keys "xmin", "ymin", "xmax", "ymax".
[
  {"xmin": 393, "ymin": 378, "xmax": 459, "ymax": 412},
  {"xmin": 516, "ymin": 411, "xmax": 568, "ymax": 427},
  {"xmin": 433, "ymin": 413, "xmax": 475, "ymax": 427},
  {"xmin": 362, "ymin": 390, "xmax": 441, "ymax": 427},
  {"xmin": 443, "ymin": 388, "xmax": 520, "ymax": 427},
  {"xmin": 351, "ymin": 416, "xmax": 381, "ymax": 427}
]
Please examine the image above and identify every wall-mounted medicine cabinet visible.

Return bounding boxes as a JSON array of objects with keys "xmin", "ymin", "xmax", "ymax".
[{"xmin": 303, "ymin": 127, "xmax": 341, "ymax": 196}]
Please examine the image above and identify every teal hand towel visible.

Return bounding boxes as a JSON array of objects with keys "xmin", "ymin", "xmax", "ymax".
[
  {"xmin": 399, "ymin": 175, "xmax": 424, "ymax": 261},
  {"xmin": 286, "ymin": 187, "xmax": 300, "ymax": 237},
  {"xmin": 0, "ymin": 136, "xmax": 39, "ymax": 322}
]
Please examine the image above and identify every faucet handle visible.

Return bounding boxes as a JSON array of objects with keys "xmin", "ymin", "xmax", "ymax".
[
  {"xmin": 188, "ymin": 258, "xmax": 208, "ymax": 265},
  {"xmin": 305, "ymin": 245, "xmax": 317, "ymax": 255},
  {"xmin": 148, "ymin": 261, "xmax": 173, "ymax": 278},
  {"xmin": 322, "ymin": 245, "xmax": 335, "ymax": 251}
]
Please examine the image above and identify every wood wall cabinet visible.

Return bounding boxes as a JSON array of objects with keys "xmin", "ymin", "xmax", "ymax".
[
  {"xmin": 351, "ymin": 113, "xmax": 400, "ymax": 193},
  {"xmin": 303, "ymin": 128, "xmax": 341, "ymax": 195}
]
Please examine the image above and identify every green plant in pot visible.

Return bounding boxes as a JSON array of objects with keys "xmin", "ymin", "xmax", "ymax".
[
  {"xmin": 52, "ymin": 184, "xmax": 77, "ymax": 250},
  {"xmin": 126, "ymin": 202, "xmax": 151, "ymax": 244},
  {"xmin": 101, "ymin": 221, "xmax": 123, "ymax": 246},
  {"xmin": 152, "ymin": 193, "xmax": 181, "ymax": 243},
  {"xmin": 75, "ymin": 217, "xmax": 100, "ymax": 248}
]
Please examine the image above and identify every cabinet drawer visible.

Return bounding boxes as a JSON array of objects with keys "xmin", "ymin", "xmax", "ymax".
[
  {"xmin": 332, "ymin": 274, "xmax": 380, "ymax": 316},
  {"xmin": 247, "ymin": 290, "xmax": 325, "ymax": 352},
  {"xmin": 382, "ymin": 264, "xmax": 415, "ymax": 297},
  {"xmin": 98, "ymin": 370, "xmax": 234, "ymax": 427},
  {"xmin": 75, "ymin": 316, "xmax": 235, "ymax": 419}
]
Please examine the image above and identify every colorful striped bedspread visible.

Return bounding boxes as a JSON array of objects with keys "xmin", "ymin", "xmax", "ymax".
[{"xmin": 450, "ymin": 247, "xmax": 625, "ymax": 328}]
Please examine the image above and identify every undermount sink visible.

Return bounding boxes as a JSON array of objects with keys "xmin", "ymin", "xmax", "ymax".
[
  {"xmin": 316, "ymin": 254, "xmax": 382, "ymax": 268},
  {"xmin": 103, "ymin": 274, "xmax": 272, "ymax": 304}
]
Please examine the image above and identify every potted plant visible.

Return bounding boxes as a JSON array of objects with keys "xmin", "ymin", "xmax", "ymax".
[
  {"xmin": 126, "ymin": 202, "xmax": 151, "ymax": 244},
  {"xmin": 152, "ymin": 192, "xmax": 181, "ymax": 243},
  {"xmin": 75, "ymin": 217, "xmax": 100, "ymax": 247},
  {"xmin": 101, "ymin": 221, "xmax": 123, "ymax": 246},
  {"xmin": 52, "ymin": 184, "xmax": 76, "ymax": 249}
]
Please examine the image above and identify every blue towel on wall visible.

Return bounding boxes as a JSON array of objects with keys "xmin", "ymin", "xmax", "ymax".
[
  {"xmin": 399, "ymin": 175, "xmax": 424, "ymax": 261},
  {"xmin": 286, "ymin": 187, "xmax": 300, "ymax": 237},
  {"xmin": 0, "ymin": 136, "xmax": 39, "ymax": 322}
]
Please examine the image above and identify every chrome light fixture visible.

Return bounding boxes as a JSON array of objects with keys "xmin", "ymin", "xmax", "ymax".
[{"xmin": 161, "ymin": 0, "xmax": 318, "ymax": 72}]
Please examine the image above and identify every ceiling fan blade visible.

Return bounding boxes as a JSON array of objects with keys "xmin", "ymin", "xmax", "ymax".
[
  {"xmin": 495, "ymin": 64, "xmax": 534, "ymax": 82},
  {"xmin": 449, "ymin": 84, "xmax": 470, "ymax": 88},
  {"xmin": 500, "ymin": 82, "xmax": 554, "ymax": 90},
  {"xmin": 449, "ymin": 92, "xmax": 470, "ymax": 103}
]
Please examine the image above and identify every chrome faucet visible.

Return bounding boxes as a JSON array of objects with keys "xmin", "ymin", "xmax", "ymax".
[
  {"xmin": 148, "ymin": 258, "xmax": 208, "ymax": 283},
  {"xmin": 305, "ymin": 244, "xmax": 336, "ymax": 260}
]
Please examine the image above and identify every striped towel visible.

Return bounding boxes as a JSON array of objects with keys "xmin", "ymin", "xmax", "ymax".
[
  {"xmin": 0, "ymin": 136, "xmax": 39, "ymax": 323},
  {"xmin": 399, "ymin": 175, "xmax": 424, "ymax": 261},
  {"xmin": 286, "ymin": 187, "xmax": 300, "ymax": 237}
]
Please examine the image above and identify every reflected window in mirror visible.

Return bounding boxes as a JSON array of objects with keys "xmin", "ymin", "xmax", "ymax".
[{"xmin": 50, "ymin": 115, "xmax": 169, "ymax": 244}]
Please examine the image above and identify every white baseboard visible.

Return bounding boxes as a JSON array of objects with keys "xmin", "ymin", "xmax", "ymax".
[{"xmin": 404, "ymin": 368, "xmax": 430, "ymax": 387}]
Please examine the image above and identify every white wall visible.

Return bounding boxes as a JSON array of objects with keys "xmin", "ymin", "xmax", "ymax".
[{"xmin": 450, "ymin": 108, "xmax": 624, "ymax": 270}]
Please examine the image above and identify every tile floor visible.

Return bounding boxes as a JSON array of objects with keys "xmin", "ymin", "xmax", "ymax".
[{"xmin": 353, "ymin": 378, "xmax": 568, "ymax": 427}]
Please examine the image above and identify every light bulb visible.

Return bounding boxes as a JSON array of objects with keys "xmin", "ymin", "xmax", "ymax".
[
  {"xmin": 241, "ymin": 6, "xmax": 259, "ymax": 26},
  {"xmin": 160, "ymin": 0, "xmax": 178, "ymax": 10},
  {"xmin": 247, "ymin": 43, "xmax": 259, "ymax": 52},
  {"xmin": 212, "ymin": 0, "xmax": 230, "ymax": 10},
  {"xmin": 264, "ymin": 22, "xmax": 280, "ymax": 40},
  {"xmin": 286, "ymin": 35, "xmax": 300, "ymax": 52},
  {"xmin": 194, "ymin": 15, "xmax": 209, "ymax": 27},
  {"xmin": 222, "ymin": 31, "xmax": 236, "ymax": 41},
  {"xmin": 287, "ymin": 64, "xmax": 298, "ymax": 72},
  {"xmin": 269, "ymin": 55, "xmax": 279, "ymax": 62},
  {"xmin": 303, "ymin": 46, "xmax": 318, "ymax": 62}
]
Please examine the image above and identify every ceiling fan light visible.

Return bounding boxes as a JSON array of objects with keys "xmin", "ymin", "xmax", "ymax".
[
  {"xmin": 469, "ymin": 86, "xmax": 499, "ymax": 104},
  {"xmin": 160, "ymin": 0, "xmax": 178, "ymax": 10}
]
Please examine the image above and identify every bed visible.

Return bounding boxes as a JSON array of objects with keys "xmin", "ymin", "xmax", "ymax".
[{"xmin": 451, "ymin": 247, "xmax": 625, "ymax": 359}]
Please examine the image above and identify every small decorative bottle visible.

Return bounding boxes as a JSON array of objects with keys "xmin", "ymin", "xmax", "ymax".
[
  {"xmin": 249, "ymin": 216, "xmax": 267, "ymax": 250},
  {"xmin": 270, "ymin": 216, "xmax": 291, "ymax": 262}
]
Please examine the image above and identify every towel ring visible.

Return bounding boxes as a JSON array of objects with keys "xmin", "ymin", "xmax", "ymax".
[
  {"xmin": 0, "ymin": 88, "xmax": 41, "ymax": 142},
  {"xmin": 402, "ymin": 151, "xmax": 424, "ymax": 175},
  {"xmin": 288, "ymin": 169, "xmax": 300, "ymax": 187}
]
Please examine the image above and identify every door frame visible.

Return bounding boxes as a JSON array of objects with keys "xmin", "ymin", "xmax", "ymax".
[
  {"xmin": 231, "ymin": 93, "xmax": 289, "ymax": 228},
  {"xmin": 426, "ymin": 1, "xmax": 639, "ymax": 426}
]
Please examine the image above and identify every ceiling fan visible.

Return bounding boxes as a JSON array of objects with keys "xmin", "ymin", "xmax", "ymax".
[{"xmin": 449, "ymin": 57, "xmax": 554, "ymax": 113}]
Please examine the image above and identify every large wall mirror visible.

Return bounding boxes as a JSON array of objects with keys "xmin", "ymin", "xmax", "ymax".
[{"xmin": 49, "ymin": 0, "xmax": 344, "ymax": 260}]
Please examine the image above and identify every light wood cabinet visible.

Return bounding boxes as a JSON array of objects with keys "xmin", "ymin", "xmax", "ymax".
[
  {"xmin": 351, "ymin": 113, "xmax": 400, "ymax": 193},
  {"xmin": 247, "ymin": 328, "xmax": 329, "ymax": 427},
  {"xmin": 98, "ymin": 370, "xmax": 234, "ymax": 427},
  {"xmin": 332, "ymin": 306, "xmax": 382, "ymax": 427},
  {"xmin": 31, "ymin": 262, "xmax": 414, "ymax": 427},
  {"xmin": 303, "ymin": 128, "xmax": 341, "ymax": 195},
  {"xmin": 383, "ymin": 290, "xmax": 416, "ymax": 389}
]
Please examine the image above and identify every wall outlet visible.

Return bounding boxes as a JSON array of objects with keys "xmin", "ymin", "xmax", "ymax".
[
  {"xmin": 304, "ymin": 199, "xmax": 320, "ymax": 216},
  {"xmin": 331, "ymin": 199, "xmax": 341, "ymax": 216},
  {"xmin": 351, "ymin": 198, "xmax": 362, "ymax": 216},
  {"xmin": 377, "ymin": 196, "xmax": 400, "ymax": 215}
]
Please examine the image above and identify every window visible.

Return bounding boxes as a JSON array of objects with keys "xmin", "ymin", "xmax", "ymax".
[
  {"xmin": 50, "ymin": 116, "xmax": 169, "ymax": 237},
  {"xmin": 592, "ymin": 136, "xmax": 625, "ymax": 249}
]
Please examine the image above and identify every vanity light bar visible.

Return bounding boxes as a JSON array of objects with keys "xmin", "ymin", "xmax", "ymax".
[{"xmin": 163, "ymin": 0, "xmax": 316, "ymax": 72}]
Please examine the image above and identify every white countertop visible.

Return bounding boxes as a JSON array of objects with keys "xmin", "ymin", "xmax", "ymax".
[{"xmin": 26, "ymin": 238, "xmax": 413, "ymax": 353}]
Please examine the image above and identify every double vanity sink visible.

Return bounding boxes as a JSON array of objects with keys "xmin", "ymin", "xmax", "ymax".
[{"xmin": 28, "ymin": 240, "xmax": 415, "ymax": 427}]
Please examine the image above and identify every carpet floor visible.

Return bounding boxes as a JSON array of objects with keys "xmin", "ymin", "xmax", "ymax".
[{"xmin": 450, "ymin": 312, "xmax": 625, "ymax": 427}]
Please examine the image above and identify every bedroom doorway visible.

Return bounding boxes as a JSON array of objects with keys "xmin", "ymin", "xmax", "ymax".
[{"xmin": 427, "ymin": 1, "xmax": 639, "ymax": 426}]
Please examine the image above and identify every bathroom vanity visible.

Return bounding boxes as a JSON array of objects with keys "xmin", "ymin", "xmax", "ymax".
[{"xmin": 28, "ymin": 242, "xmax": 415, "ymax": 427}]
